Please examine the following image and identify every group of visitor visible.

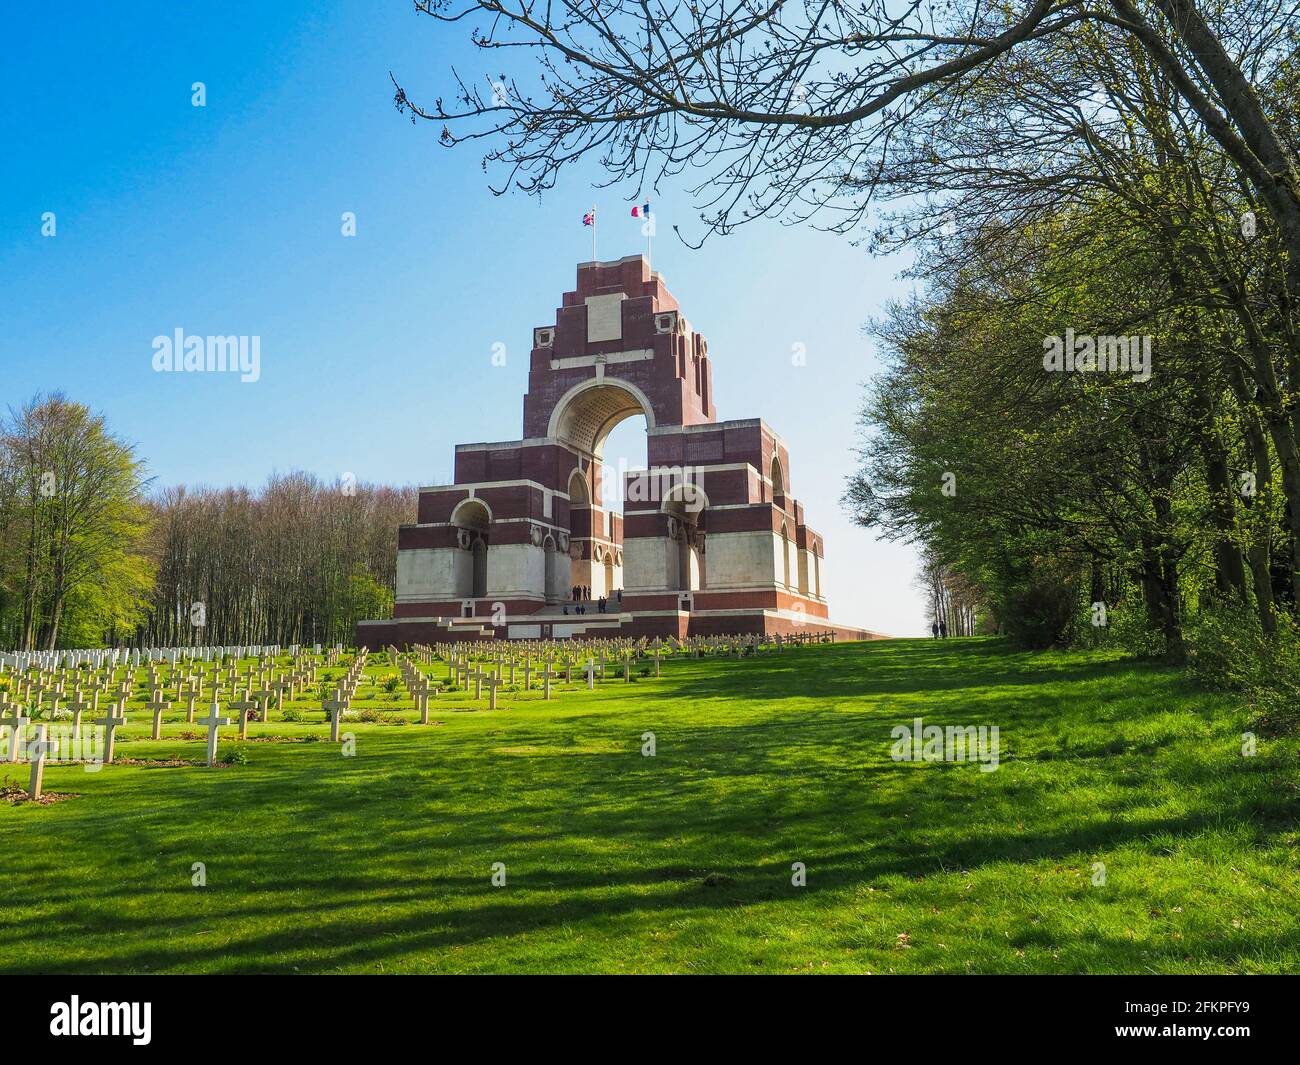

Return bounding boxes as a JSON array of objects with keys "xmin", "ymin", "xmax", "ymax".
[{"xmin": 564, "ymin": 586, "xmax": 623, "ymax": 616}]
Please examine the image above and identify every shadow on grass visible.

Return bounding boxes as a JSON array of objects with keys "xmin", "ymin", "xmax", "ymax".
[{"xmin": 0, "ymin": 638, "xmax": 1293, "ymax": 974}]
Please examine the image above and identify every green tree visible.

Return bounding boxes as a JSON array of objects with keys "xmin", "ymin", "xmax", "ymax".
[{"xmin": 0, "ymin": 394, "xmax": 155, "ymax": 649}]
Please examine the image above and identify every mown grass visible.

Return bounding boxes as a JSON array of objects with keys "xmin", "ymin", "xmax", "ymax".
[{"xmin": 1, "ymin": 637, "xmax": 1296, "ymax": 974}]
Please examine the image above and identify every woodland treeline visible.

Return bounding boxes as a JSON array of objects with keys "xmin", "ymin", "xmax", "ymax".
[
  {"xmin": 838, "ymin": 14, "xmax": 1300, "ymax": 670},
  {"xmin": 141, "ymin": 477, "xmax": 413, "ymax": 647},
  {"xmin": 917, "ymin": 548, "xmax": 983, "ymax": 639},
  {"xmin": 0, "ymin": 394, "xmax": 414, "ymax": 650}
]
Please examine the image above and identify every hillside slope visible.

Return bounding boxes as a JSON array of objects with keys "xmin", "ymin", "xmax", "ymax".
[{"xmin": 2, "ymin": 638, "xmax": 1296, "ymax": 973}]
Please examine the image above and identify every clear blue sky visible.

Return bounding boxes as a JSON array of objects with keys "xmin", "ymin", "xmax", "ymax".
[{"xmin": 1, "ymin": 1, "xmax": 925, "ymax": 636}]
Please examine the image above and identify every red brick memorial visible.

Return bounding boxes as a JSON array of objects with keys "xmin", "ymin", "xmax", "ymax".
[{"xmin": 359, "ymin": 256, "xmax": 882, "ymax": 645}]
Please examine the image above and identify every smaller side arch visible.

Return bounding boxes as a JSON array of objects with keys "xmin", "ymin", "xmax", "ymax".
[
  {"xmin": 568, "ymin": 467, "xmax": 591, "ymax": 505},
  {"xmin": 770, "ymin": 455, "xmax": 785, "ymax": 499},
  {"xmin": 660, "ymin": 480, "xmax": 710, "ymax": 517},
  {"xmin": 451, "ymin": 498, "xmax": 492, "ymax": 600},
  {"xmin": 780, "ymin": 521, "xmax": 792, "ymax": 589},
  {"xmin": 470, "ymin": 539, "xmax": 488, "ymax": 598},
  {"xmin": 543, "ymin": 534, "xmax": 562, "ymax": 604},
  {"xmin": 450, "ymin": 497, "xmax": 493, "ymax": 529}
]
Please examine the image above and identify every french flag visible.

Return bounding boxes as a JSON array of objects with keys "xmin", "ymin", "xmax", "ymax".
[{"xmin": 630, "ymin": 203, "xmax": 651, "ymax": 217}]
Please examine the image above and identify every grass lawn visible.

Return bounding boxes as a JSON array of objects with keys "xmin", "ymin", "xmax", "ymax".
[{"xmin": 2, "ymin": 637, "xmax": 1297, "ymax": 974}]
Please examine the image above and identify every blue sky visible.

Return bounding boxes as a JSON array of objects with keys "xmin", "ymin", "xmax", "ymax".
[{"xmin": 1, "ymin": 1, "xmax": 924, "ymax": 635}]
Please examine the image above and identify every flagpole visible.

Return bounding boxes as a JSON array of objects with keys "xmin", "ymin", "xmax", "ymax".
[
  {"xmin": 647, "ymin": 213, "xmax": 653, "ymax": 272},
  {"xmin": 592, "ymin": 203, "xmax": 597, "ymax": 262}
]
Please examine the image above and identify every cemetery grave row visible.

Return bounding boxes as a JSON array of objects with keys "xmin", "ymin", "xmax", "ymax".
[{"xmin": 0, "ymin": 631, "xmax": 835, "ymax": 799}]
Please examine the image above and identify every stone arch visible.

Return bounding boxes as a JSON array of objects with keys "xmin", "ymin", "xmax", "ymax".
[
  {"xmin": 543, "ymin": 534, "xmax": 562, "ymax": 604},
  {"xmin": 450, "ymin": 497, "xmax": 492, "ymax": 530},
  {"xmin": 451, "ymin": 498, "xmax": 491, "ymax": 599},
  {"xmin": 470, "ymin": 540, "xmax": 488, "ymax": 598},
  {"xmin": 780, "ymin": 521, "xmax": 792, "ymax": 589},
  {"xmin": 603, "ymin": 551, "xmax": 615, "ymax": 600},
  {"xmin": 568, "ymin": 467, "xmax": 591, "ymax": 505},
  {"xmin": 660, "ymin": 480, "xmax": 710, "ymax": 517},
  {"xmin": 663, "ymin": 483, "xmax": 708, "ymax": 592},
  {"xmin": 546, "ymin": 377, "xmax": 657, "ymax": 457},
  {"xmin": 770, "ymin": 454, "xmax": 785, "ymax": 499}
]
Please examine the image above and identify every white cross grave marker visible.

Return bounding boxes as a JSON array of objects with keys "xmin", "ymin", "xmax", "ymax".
[
  {"xmin": 28, "ymin": 723, "xmax": 57, "ymax": 801},
  {"xmin": 324, "ymin": 696, "xmax": 349, "ymax": 743},
  {"xmin": 97, "ymin": 702, "xmax": 127, "ymax": 765},
  {"xmin": 145, "ymin": 694, "xmax": 172, "ymax": 741},
  {"xmin": 199, "ymin": 696, "xmax": 231, "ymax": 767},
  {"xmin": 2, "ymin": 705, "xmax": 31, "ymax": 763}
]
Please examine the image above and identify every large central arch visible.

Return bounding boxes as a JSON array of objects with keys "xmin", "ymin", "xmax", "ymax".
[
  {"xmin": 549, "ymin": 378, "xmax": 659, "ymax": 604},
  {"xmin": 547, "ymin": 377, "xmax": 657, "ymax": 458}
]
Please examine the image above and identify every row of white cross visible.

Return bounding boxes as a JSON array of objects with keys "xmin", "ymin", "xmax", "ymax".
[
  {"xmin": 0, "ymin": 631, "xmax": 834, "ymax": 798},
  {"xmin": 0, "ymin": 649, "xmax": 343, "ymax": 793}
]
